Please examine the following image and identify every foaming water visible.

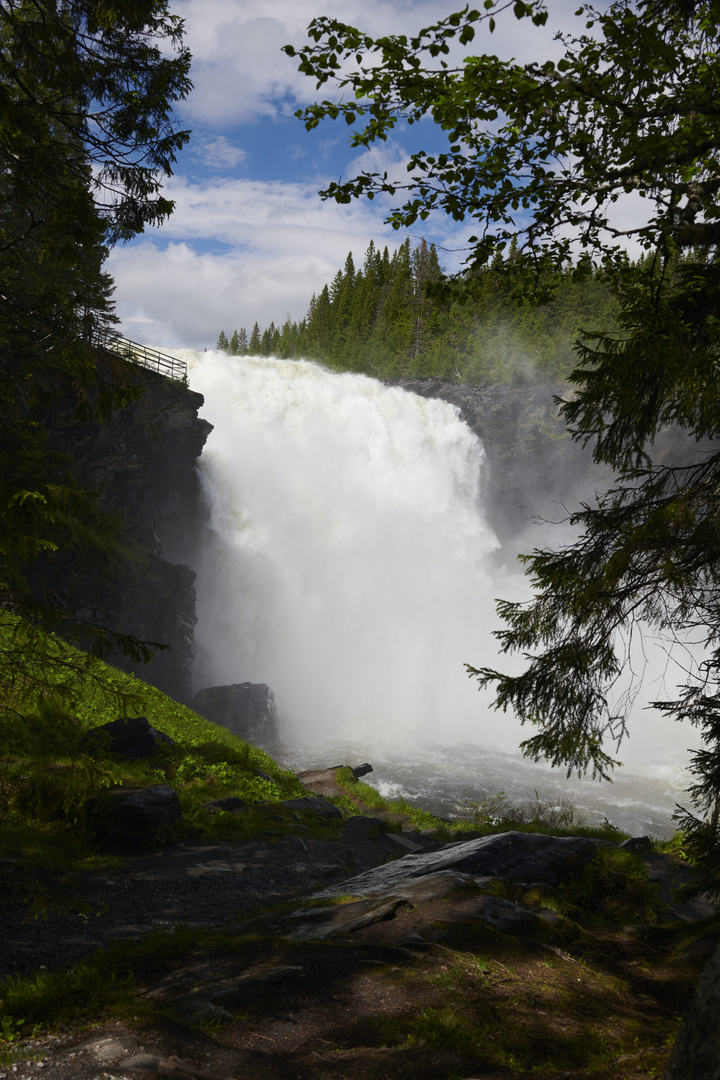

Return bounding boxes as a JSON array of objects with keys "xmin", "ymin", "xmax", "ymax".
[
  {"xmin": 186, "ymin": 351, "xmax": 521, "ymax": 749},
  {"xmin": 173, "ymin": 348, "xmax": 696, "ymax": 836},
  {"xmin": 279, "ymin": 740, "xmax": 690, "ymax": 837}
]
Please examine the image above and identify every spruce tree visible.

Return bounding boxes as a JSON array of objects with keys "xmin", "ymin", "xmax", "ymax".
[
  {"xmin": 248, "ymin": 322, "xmax": 261, "ymax": 352},
  {"xmin": 216, "ymin": 330, "xmax": 229, "ymax": 352}
]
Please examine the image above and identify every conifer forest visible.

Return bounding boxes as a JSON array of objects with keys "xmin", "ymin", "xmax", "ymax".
[{"xmin": 216, "ymin": 238, "xmax": 618, "ymax": 385}]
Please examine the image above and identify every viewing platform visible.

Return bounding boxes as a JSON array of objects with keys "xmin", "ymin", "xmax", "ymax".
[{"xmin": 93, "ymin": 328, "xmax": 187, "ymax": 382}]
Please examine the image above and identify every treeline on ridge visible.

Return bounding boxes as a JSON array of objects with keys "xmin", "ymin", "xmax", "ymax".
[{"xmin": 216, "ymin": 238, "xmax": 618, "ymax": 385}]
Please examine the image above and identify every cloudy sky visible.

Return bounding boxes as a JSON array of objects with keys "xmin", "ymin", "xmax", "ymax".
[{"xmin": 109, "ymin": 0, "xmax": 583, "ymax": 351}]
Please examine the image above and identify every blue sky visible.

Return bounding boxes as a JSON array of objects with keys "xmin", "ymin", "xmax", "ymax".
[{"xmin": 107, "ymin": 0, "xmax": 587, "ymax": 351}]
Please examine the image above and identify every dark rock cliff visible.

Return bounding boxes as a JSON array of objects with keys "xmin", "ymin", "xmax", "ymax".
[
  {"xmin": 394, "ymin": 378, "xmax": 601, "ymax": 541},
  {"xmin": 43, "ymin": 350, "xmax": 212, "ymax": 700}
]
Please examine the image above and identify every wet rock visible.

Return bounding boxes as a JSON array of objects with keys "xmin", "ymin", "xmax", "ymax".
[
  {"xmin": 619, "ymin": 836, "xmax": 655, "ymax": 854},
  {"xmin": 84, "ymin": 716, "xmax": 176, "ymax": 760},
  {"xmin": 202, "ymin": 796, "xmax": 248, "ymax": 813},
  {"xmin": 279, "ymin": 796, "xmax": 343, "ymax": 823},
  {"xmin": 342, "ymin": 816, "xmax": 389, "ymax": 837},
  {"xmin": 380, "ymin": 833, "xmax": 424, "ymax": 855},
  {"xmin": 316, "ymin": 831, "xmax": 604, "ymax": 898},
  {"xmin": 403, "ymin": 830, "xmax": 444, "ymax": 852},
  {"xmin": 87, "ymin": 784, "xmax": 182, "ymax": 847},
  {"xmin": 189, "ymin": 682, "xmax": 279, "ymax": 750},
  {"xmin": 387, "ymin": 871, "xmax": 477, "ymax": 903},
  {"xmin": 351, "ymin": 763, "xmax": 373, "ymax": 778},
  {"xmin": 285, "ymin": 898, "xmax": 405, "ymax": 940}
]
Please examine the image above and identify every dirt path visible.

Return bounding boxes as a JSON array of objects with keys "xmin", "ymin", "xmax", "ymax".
[{"xmin": 4, "ymin": 833, "xmax": 718, "ymax": 1080}]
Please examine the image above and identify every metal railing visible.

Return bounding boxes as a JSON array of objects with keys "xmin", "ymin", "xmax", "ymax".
[{"xmin": 92, "ymin": 328, "xmax": 188, "ymax": 382}]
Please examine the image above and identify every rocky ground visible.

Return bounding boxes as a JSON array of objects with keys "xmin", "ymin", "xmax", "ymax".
[{"xmin": 2, "ymin": 773, "xmax": 719, "ymax": 1080}]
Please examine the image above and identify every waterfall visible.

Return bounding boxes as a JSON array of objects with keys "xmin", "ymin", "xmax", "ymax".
[
  {"xmin": 169, "ymin": 347, "xmax": 699, "ymax": 835},
  {"xmin": 185, "ymin": 351, "xmax": 526, "ymax": 752}
]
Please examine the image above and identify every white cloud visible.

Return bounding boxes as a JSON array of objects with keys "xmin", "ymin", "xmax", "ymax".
[
  {"xmin": 173, "ymin": 0, "xmax": 586, "ymax": 126},
  {"xmin": 108, "ymin": 176, "xmax": 412, "ymax": 349},
  {"xmin": 141, "ymin": 173, "xmax": 397, "ymax": 248},
  {"xmin": 190, "ymin": 134, "xmax": 247, "ymax": 170},
  {"xmin": 110, "ymin": 2, "xmax": 609, "ymax": 349}
]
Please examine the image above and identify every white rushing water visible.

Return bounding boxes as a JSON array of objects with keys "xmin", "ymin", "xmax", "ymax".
[{"xmin": 179, "ymin": 349, "xmax": 695, "ymax": 836}]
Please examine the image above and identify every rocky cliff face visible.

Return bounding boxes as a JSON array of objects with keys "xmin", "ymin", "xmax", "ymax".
[
  {"xmin": 45, "ymin": 350, "xmax": 212, "ymax": 700},
  {"xmin": 395, "ymin": 378, "xmax": 601, "ymax": 541}
]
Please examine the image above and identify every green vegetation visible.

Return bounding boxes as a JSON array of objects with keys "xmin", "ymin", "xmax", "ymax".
[
  {"xmin": 216, "ymin": 238, "xmax": 617, "ymax": 385},
  {"xmin": 0, "ymin": 613, "xmax": 304, "ymax": 861},
  {"xmin": 455, "ymin": 788, "xmax": 626, "ymax": 844},
  {"xmin": 0, "ymin": 620, "xmax": 704, "ymax": 1079},
  {"xmin": 0, "ymin": 817, "xmax": 707, "ymax": 1078},
  {"xmin": 0, "ymin": 924, "xmax": 255, "ymax": 1052}
]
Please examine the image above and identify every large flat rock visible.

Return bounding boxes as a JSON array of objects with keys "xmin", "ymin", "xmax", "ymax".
[{"xmin": 315, "ymin": 830, "xmax": 603, "ymax": 898}]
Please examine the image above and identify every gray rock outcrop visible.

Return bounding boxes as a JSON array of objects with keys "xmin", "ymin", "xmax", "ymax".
[
  {"xmin": 84, "ymin": 717, "xmax": 176, "ymax": 760},
  {"xmin": 315, "ymin": 830, "xmax": 603, "ymax": 898},
  {"xmin": 35, "ymin": 351, "xmax": 212, "ymax": 700},
  {"xmin": 189, "ymin": 682, "xmax": 279, "ymax": 749},
  {"xmin": 86, "ymin": 784, "xmax": 182, "ymax": 847}
]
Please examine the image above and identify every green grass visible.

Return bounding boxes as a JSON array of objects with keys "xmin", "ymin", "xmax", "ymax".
[
  {"xmin": 0, "ymin": 924, "xmax": 258, "ymax": 1053},
  {"xmin": 453, "ymin": 787, "xmax": 630, "ymax": 844},
  {"xmin": 0, "ymin": 612, "xmax": 310, "ymax": 879},
  {"xmin": 547, "ymin": 846, "xmax": 666, "ymax": 927}
]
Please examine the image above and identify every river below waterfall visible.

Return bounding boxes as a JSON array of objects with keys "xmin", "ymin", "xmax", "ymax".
[
  {"xmin": 277, "ymin": 740, "xmax": 688, "ymax": 838},
  {"xmin": 177, "ymin": 349, "xmax": 697, "ymax": 840}
]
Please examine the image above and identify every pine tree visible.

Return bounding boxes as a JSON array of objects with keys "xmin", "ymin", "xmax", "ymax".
[
  {"xmin": 260, "ymin": 322, "xmax": 276, "ymax": 355},
  {"xmin": 307, "ymin": 284, "xmax": 332, "ymax": 357},
  {"xmin": 229, "ymin": 330, "xmax": 241, "ymax": 354},
  {"xmin": 216, "ymin": 330, "xmax": 229, "ymax": 352},
  {"xmin": 409, "ymin": 239, "xmax": 442, "ymax": 370},
  {"xmin": 248, "ymin": 322, "xmax": 261, "ymax": 352}
]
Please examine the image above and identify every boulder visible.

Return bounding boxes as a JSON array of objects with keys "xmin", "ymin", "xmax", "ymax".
[
  {"xmin": 84, "ymin": 716, "xmax": 176, "ymax": 760},
  {"xmin": 202, "ymin": 797, "xmax": 248, "ymax": 813},
  {"xmin": 342, "ymin": 815, "xmax": 389, "ymax": 837},
  {"xmin": 87, "ymin": 784, "xmax": 182, "ymax": 847},
  {"xmin": 279, "ymin": 796, "xmax": 342, "ymax": 823},
  {"xmin": 285, "ymin": 898, "xmax": 405, "ymax": 941},
  {"xmin": 189, "ymin": 683, "xmax": 279, "ymax": 749},
  {"xmin": 380, "ymin": 833, "xmax": 424, "ymax": 854},
  {"xmin": 618, "ymin": 835, "xmax": 654, "ymax": 854},
  {"xmin": 351, "ymin": 763, "xmax": 373, "ymax": 779},
  {"xmin": 315, "ymin": 830, "xmax": 604, "ymax": 898}
]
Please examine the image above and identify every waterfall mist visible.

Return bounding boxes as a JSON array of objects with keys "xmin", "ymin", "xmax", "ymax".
[
  {"xmin": 176, "ymin": 349, "xmax": 696, "ymax": 835},
  {"xmin": 186, "ymin": 351, "xmax": 524, "ymax": 752}
]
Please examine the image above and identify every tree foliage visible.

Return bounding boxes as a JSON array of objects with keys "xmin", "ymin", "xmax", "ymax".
[
  {"xmin": 1, "ymin": 0, "xmax": 191, "ymax": 663},
  {"xmin": 286, "ymin": 0, "xmax": 720, "ymax": 809},
  {"xmin": 0, "ymin": 0, "xmax": 191, "ymax": 244},
  {"xmin": 226, "ymin": 237, "xmax": 616, "ymax": 384},
  {"xmin": 285, "ymin": 0, "xmax": 720, "ymax": 281}
]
